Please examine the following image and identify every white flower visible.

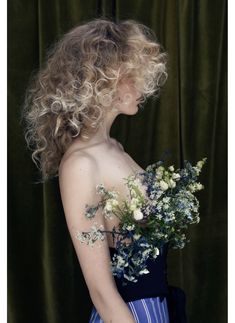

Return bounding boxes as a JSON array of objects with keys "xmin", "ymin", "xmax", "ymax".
[
  {"xmin": 133, "ymin": 208, "xmax": 144, "ymax": 220},
  {"xmin": 133, "ymin": 233, "xmax": 141, "ymax": 240},
  {"xmin": 162, "ymin": 197, "xmax": 170, "ymax": 203},
  {"xmin": 104, "ymin": 198, "xmax": 119, "ymax": 212},
  {"xmin": 172, "ymin": 173, "xmax": 181, "ymax": 181},
  {"xmin": 133, "ymin": 178, "xmax": 142, "ymax": 186},
  {"xmin": 142, "ymin": 248, "xmax": 151, "ymax": 257},
  {"xmin": 196, "ymin": 160, "xmax": 204, "ymax": 169},
  {"xmin": 195, "ymin": 216, "xmax": 200, "ymax": 223},
  {"xmin": 193, "ymin": 158, "xmax": 207, "ymax": 175},
  {"xmin": 109, "ymin": 191, "xmax": 118, "ymax": 199},
  {"xmin": 168, "ymin": 165, "xmax": 174, "ymax": 172},
  {"xmin": 116, "ymin": 255, "xmax": 127, "ymax": 267},
  {"xmin": 196, "ymin": 183, "xmax": 204, "ymax": 190},
  {"xmin": 130, "ymin": 198, "xmax": 140, "ymax": 211},
  {"xmin": 151, "ymin": 200, "xmax": 157, "ymax": 206},
  {"xmin": 104, "ymin": 200, "xmax": 113, "ymax": 212},
  {"xmin": 153, "ymin": 247, "xmax": 160, "ymax": 257},
  {"xmin": 126, "ymin": 224, "xmax": 135, "ymax": 231},
  {"xmin": 75, "ymin": 223, "xmax": 105, "ymax": 246},
  {"xmin": 111, "ymin": 199, "xmax": 119, "ymax": 206},
  {"xmin": 139, "ymin": 268, "xmax": 150, "ymax": 275},
  {"xmin": 188, "ymin": 182, "xmax": 204, "ymax": 192},
  {"xmin": 155, "ymin": 170, "xmax": 163, "ymax": 179},
  {"xmin": 124, "ymin": 274, "xmax": 138, "ymax": 282},
  {"xmin": 159, "ymin": 180, "xmax": 169, "ymax": 191},
  {"xmin": 168, "ymin": 178, "xmax": 176, "ymax": 188}
]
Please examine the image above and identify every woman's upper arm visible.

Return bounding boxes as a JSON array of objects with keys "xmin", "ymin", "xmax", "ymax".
[{"xmin": 58, "ymin": 154, "xmax": 116, "ymax": 296}]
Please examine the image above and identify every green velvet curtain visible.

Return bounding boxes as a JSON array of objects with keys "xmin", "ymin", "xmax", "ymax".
[{"xmin": 8, "ymin": 0, "xmax": 227, "ymax": 322}]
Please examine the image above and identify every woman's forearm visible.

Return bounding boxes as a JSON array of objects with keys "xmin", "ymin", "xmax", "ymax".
[{"xmin": 90, "ymin": 288, "xmax": 135, "ymax": 323}]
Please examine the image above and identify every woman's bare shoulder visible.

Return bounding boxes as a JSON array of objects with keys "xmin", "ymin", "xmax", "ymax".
[
  {"xmin": 58, "ymin": 149, "xmax": 98, "ymax": 182},
  {"xmin": 58, "ymin": 138, "xmax": 131, "ymax": 194}
]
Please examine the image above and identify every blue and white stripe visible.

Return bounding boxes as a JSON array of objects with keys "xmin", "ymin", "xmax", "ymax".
[{"xmin": 89, "ymin": 296, "xmax": 170, "ymax": 323}]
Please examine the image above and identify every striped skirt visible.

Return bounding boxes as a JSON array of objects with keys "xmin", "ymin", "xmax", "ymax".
[{"xmin": 89, "ymin": 296, "xmax": 170, "ymax": 323}]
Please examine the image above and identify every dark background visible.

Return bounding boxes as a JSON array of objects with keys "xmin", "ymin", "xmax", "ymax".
[{"xmin": 8, "ymin": 0, "xmax": 227, "ymax": 322}]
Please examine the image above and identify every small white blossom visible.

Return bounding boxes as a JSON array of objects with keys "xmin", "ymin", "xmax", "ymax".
[
  {"xmin": 112, "ymin": 199, "xmax": 119, "ymax": 206},
  {"xmin": 152, "ymin": 247, "xmax": 160, "ymax": 257},
  {"xmin": 124, "ymin": 274, "xmax": 138, "ymax": 282},
  {"xmin": 151, "ymin": 200, "xmax": 157, "ymax": 206},
  {"xmin": 162, "ymin": 197, "xmax": 170, "ymax": 203},
  {"xmin": 196, "ymin": 183, "xmax": 204, "ymax": 190},
  {"xmin": 130, "ymin": 197, "xmax": 140, "ymax": 211},
  {"xmin": 142, "ymin": 248, "xmax": 151, "ymax": 257},
  {"xmin": 155, "ymin": 170, "xmax": 164, "ymax": 179},
  {"xmin": 188, "ymin": 182, "xmax": 204, "ymax": 192},
  {"xmin": 116, "ymin": 255, "xmax": 127, "ymax": 267},
  {"xmin": 193, "ymin": 158, "xmax": 207, "ymax": 175},
  {"xmin": 195, "ymin": 216, "xmax": 200, "ymax": 223},
  {"xmin": 126, "ymin": 224, "xmax": 135, "ymax": 231},
  {"xmin": 107, "ymin": 190, "xmax": 119, "ymax": 199},
  {"xmin": 104, "ymin": 200, "xmax": 113, "ymax": 212},
  {"xmin": 104, "ymin": 198, "xmax": 119, "ymax": 212},
  {"xmin": 159, "ymin": 180, "xmax": 169, "ymax": 191},
  {"xmin": 133, "ymin": 178, "xmax": 142, "ymax": 186},
  {"xmin": 75, "ymin": 223, "xmax": 105, "ymax": 246},
  {"xmin": 168, "ymin": 165, "xmax": 174, "ymax": 172},
  {"xmin": 196, "ymin": 160, "xmax": 204, "ymax": 169},
  {"xmin": 133, "ymin": 208, "xmax": 144, "ymax": 220},
  {"xmin": 172, "ymin": 173, "xmax": 181, "ymax": 181},
  {"xmin": 168, "ymin": 179, "xmax": 176, "ymax": 188},
  {"xmin": 139, "ymin": 268, "xmax": 150, "ymax": 275}
]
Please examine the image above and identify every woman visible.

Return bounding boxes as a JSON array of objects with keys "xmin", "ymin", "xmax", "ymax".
[{"xmin": 22, "ymin": 17, "xmax": 171, "ymax": 322}]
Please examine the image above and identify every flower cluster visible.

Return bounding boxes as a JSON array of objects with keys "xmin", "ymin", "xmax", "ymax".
[{"xmin": 75, "ymin": 157, "xmax": 207, "ymax": 285}]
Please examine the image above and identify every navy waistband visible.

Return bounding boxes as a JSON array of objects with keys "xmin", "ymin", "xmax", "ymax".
[{"xmin": 109, "ymin": 244, "xmax": 169, "ymax": 303}]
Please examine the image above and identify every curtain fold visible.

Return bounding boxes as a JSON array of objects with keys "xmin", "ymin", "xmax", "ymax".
[{"xmin": 8, "ymin": 1, "xmax": 227, "ymax": 322}]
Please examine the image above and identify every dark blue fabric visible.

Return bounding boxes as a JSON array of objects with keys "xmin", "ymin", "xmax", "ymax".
[{"xmin": 109, "ymin": 243, "xmax": 170, "ymax": 303}]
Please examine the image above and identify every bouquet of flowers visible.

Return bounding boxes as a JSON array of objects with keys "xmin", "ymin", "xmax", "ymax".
[{"xmin": 75, "ymin": 157, "xmax": 207, "ymax": 285}]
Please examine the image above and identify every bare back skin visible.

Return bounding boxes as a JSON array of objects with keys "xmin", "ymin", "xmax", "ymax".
[{"xmin": 59, "ymin": 136, "xmax": 145, "ymax": 248}]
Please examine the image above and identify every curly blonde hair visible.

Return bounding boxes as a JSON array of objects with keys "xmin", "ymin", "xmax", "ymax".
[{"xmin": 21, "ymin": 17, "xmax": 168, "ymax": 182}]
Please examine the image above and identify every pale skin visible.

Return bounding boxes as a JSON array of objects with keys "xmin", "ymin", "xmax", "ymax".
[{"xmin": 59, "ymin": 79, "xmax": 144, "ymax": 323}]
